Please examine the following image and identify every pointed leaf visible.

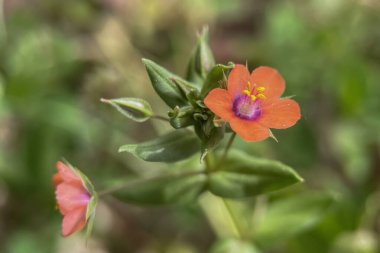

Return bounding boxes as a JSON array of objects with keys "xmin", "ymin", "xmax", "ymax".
[
  {"xmin": 186, "ymin": 27, "xmax": 215, "ymax": 86},
  {"xmin": 208, "ymin": 150, "xmax": 303, "ymax": 198},
  {"xmin": 101, "ymin": 97, "xmax": 153, "ymax": 122},
  {"xmin": 119, "ymin": 130, "xmax": 200, "ymax": 163},
  {"xmin": 111, "ymin": 171, "xmax": 207, "ymax": 205},
  {"xmin": 142, "ymin": 58, "xmax": 196, "ymax": 108},
  {"xmin": 200, "ymin": 63, "xmax": 234, "ymax": 98}
]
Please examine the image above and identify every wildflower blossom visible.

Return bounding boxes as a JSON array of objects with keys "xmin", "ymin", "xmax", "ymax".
[
  {"xmin": 204, "ymin": 64, "xmax": 301, "ymax": 142},
  {"xmin": 53, "ymin": 161, "xmax": 94, "ymax": 237}
]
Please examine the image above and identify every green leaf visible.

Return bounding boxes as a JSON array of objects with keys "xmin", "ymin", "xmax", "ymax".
[
  {"xmin": 207, "ymin": 150, "xmax": 303, "ymax": 198},
  {"xmin": 111, "ymin": 171, "xmax": 207, "ymax": 205},
  {"xmin": 200, "ymin": 63, "xmax": 234, "ymax": 98},
  {"xmin": 254, "ymin": 192, "xmax": 335, "ymax": 249},
  {"xmin": 142, "ymin": 58, "xmax": 196, "ymax": 108},
  {"xmin": 101, "ymin": 97, "xmax": 153, "ymax": 122},
  {"xmin": 119, "ymin": 130, "xmax": 200, "ymax": 163},
  {"xmin": 186, "ymin": 27, "xmax": 215, "ymax": 86},
  {"xmin": 210, "ymin": 238, "xmax": 261, "ymax": 253}
]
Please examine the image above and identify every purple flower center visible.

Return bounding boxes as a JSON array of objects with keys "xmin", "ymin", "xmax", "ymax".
[
  {"xmin": 232, "ymin": 94, "xmax": 261, "ymax": 120},
  {"xmin": 79, "ymin": 192, "xmax": 91, "ymax": 205}
]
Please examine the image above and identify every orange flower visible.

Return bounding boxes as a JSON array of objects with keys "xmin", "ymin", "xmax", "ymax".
[
  {"xmin": 204, "ymin": 64, "xmax": 301, "ymax": 142},
  {"xmin": 53, "ymin": 161, "xmax": 94, "ymax": 237}
]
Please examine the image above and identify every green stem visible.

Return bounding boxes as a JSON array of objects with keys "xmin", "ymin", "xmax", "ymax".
[
  {"xmin": 215, "ymin": 133, "xmax": 236, "ymax": 170},
  {"xmin": 202, "ymin": 134, "xmax": 245, "ymax": 239},
  {"xmin": 221, "ymin": 198, "xmax": 246, "ymax": 239},
  {"xmin": 221, "ymin": 133, "xmax": 236, "ymax": 161},
  {"xmin": 151, "ymin": 115, "xmax": 170, "ymax": 122},
  {"xmin": 205, "ymin": 152, "xmax": 213, "ymax": 172}
]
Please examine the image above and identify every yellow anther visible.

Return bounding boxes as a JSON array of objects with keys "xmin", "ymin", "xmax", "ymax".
[
  {"xmin": 257, "ymin": 93, "xmax": 266, "ymax": 99},
  {"xmin": 242, "ymin": 90, "xmax": 251, "ymax": 96},
  {"xmin": 250, "ymin": 95, "xmax": 257, "ymax": 101},
  {"xmin": 256, "ymin": 86, "xmax": 265, "ymax": 93}
]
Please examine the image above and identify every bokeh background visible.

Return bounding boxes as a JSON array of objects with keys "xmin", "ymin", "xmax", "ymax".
[{"xmin": 1, "ymin": 0, "xmax": 380, "ymax": 252}]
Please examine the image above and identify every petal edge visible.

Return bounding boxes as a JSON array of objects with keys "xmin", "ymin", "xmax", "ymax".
[
  {"xmin": 230, "ymin": 117, "xmax": 270, "ymax": 142},
  {"xmin": 250, "ymin": 66, "xmax": 285, "ymax": 99},
  {"xmin": 258, "ymin": 98, "xmax": 301, "ymax": 129}
]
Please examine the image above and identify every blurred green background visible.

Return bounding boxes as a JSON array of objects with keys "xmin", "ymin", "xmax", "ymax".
[{"xmin": 1, "ymin": 0, "xmax": 380, "ymax": 252}]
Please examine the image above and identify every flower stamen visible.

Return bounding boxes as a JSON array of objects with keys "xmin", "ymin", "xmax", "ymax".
[
  {"xmin": 256, "ymin": 86, "xmax": 265, "ymax": 93},
  {"xmin": 242, "ymin": 90, "xmax": 251, "ymax": 96},
  {"xmin": 257, "ymin": 93, "xmax": 266, "ymax": 99},
  {"xmin": 242, "ymin": 82, "xmax": 267, "ymax": 101}
]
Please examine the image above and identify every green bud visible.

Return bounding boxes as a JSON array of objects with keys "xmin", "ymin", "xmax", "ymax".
[
  {"xmin": 186, "ymin": 26, "xmax": 216, "ymax": 86},
  {"xmin": 142, "ymin": 58, "xmax": 190, "ymax": 108},
  {"xmin": 168, "ymin": 105, "xmax": 194, "ymax": 129},
  {"xmin": 101, "ymin": 97, "xmax": 153, "ymax": 122}
]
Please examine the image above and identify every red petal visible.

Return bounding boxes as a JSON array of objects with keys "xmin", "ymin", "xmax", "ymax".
[
  {"xmin": 227, "ymin": 64, "xmax": 251, "ymax": 97},
  {"xmin": 229, "ymin": 117, "xmax": 269, "ymax": 142},
  {"xmin": 258, "ymin": 98, "xmax": 301, "ymax": 129},
  {"xmin": 250, "ymin": 66, "xmax": 285, "ymax": 99},
  {"xmin": 61, "ymin": 206, "xmax": 87, "ymax": 237},
  {"xmin": 56, "ymin": 161, "xmax": 81, "ymax": 184},
  {"xmin": 204, "ymin": 88, "xmax": 234, "ymax": 121},
  {"xmin": 56, "ymin": 182, "xmax": 90, "ymax": 215}
]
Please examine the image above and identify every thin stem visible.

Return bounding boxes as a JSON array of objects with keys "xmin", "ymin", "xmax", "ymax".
[
  {"xmin": 151, "ymin": 115, "xmax": 170, "ymax": 122},
  {"xmin": 250, "ymin": 196, "xmax": 267, "ymax": 237},
  {"xmin": 204, "ymin": 153, "xmax": 213, "ymax": 172},
  {"xmin": 98, "ymin": 171, "xmax": 202, "ymax": 197},
  {"xmin": 215, "ymin": 133, "xmax": 236, "ymax": 170},
  {"xmin": 221, "ymin": 133, "xmax": 236, "ymax": 161},
  {"xmin": 202, "ymin": 143, "xmax": 245, "ymax": 239},
  {"xmin": 221, "ymin": 198, "xmax": 245, "ymax": 239}
]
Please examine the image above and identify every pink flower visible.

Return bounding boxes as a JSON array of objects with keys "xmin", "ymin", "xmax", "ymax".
[{"xmin": 53, "ymin": 161, "xmax": 92, "ymax": 237}]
